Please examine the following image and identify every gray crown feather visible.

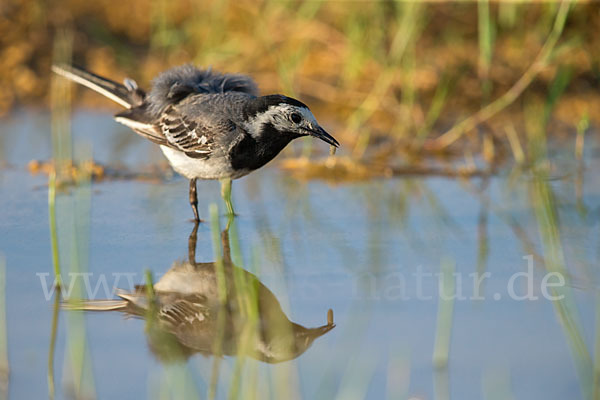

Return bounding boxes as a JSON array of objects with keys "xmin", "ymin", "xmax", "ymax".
[{"xmin": 147, "ymin": 64, "xmax": 259, "ymax": 116}]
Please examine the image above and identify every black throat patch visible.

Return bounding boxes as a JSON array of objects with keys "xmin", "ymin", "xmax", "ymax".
[{"xmin": 229, "ymin": 123, "xmax": 299, "ymax": 171}]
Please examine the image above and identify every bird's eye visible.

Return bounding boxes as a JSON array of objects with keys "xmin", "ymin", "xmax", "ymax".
[{"xmin": 290, "ymin": 113, "xmax": 302, "ymax": 124}]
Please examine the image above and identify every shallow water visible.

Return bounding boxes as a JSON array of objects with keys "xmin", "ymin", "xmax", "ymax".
[{"xmin": 1, "ymin": 110, "xmax": 599, "ymax": 399}]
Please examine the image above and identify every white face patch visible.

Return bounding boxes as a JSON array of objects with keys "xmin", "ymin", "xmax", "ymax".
[{"xmin": 243, "ymin": 104, "xmax": 319, "ymax": 139}]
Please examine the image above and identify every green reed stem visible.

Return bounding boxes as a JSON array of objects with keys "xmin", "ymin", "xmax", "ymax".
[
  {"xmin": 414, "ymin": 73, "xmax": 452, "ymax": 146},
  {"xmin": 48, "ymin": 171, "xmax": 62, "ymax": 288},
  {"xmin": 144, "ymin": 269, "xmax": 156, "ymax": 301},
  {"xmin": 478, "ymin": 0, "xmax": 493, "ymax": 100},
  {"xmin": 432, "ymin": 0, "xmax": 572, "ymax": 150},
  {"xmin": 575, "ymin": 113, "xmax": 589, "ymax": 162},
  {"xmin": 209, "ymin": 204, "xmax": 226, "ymax": 400},
  {"xmin": 47, "ymin": 287, "xmax": 60, "ymax": 400},
  {"xmin": 433, "ymin": 258, "xmax": 455, "ymax": 368},
  {"xmin": 530, "ymin": 177, "xmax": 593, "ymax": 399}
]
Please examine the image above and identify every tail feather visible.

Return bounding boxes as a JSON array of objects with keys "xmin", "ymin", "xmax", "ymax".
[
  {"xmin": 61, "ymin": 299, "xmax": 128, "ymax": 311},
  {"xmin": 51, "ymin": 64, "xmax": 138, "ymax": 108}
]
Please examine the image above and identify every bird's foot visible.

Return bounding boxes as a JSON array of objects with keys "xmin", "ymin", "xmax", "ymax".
[
  {"xmin": 224, "ymin": 210, "xmax": 238, "ymax": 217},
  {"xmin": 223, "ymin": 203, "xmax": 236, "ymax": 217}
]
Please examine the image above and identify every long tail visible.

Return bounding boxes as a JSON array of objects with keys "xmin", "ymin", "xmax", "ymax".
[
  {"xmin": 61, "ymin": 299, "xmax": 129, "ymax": 311},
  {"xmin": 61, "ymin": 289, "xmax": 150, "ymax": 313},
  {"xmin": 51, "ymin": 64, "xmax": 145, "ymax": 109}
]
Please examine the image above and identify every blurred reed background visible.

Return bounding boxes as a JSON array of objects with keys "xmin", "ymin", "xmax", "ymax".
[{"xmin": 1, "ymin": 0, "xmax": 598, "ymax": 172}]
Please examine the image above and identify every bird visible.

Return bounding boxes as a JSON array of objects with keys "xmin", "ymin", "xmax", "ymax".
[
  {"xmin": 51, "ymin": 64, "xmax": 339, "ymax": 221},
  {"xmin": 64, "ymin": 222, "xmax": 335, "ymax": 363}
]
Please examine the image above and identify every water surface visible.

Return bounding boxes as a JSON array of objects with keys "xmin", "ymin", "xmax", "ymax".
[{"xmin": 0, "ymin": 110, "xmax": 598, "ymax": 399}]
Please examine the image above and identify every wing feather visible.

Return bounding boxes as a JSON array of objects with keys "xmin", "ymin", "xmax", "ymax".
[
  {"xmin": 159, "ymin": 297, "xmax": 208, "ymax": 327},
  {"xmin": 159, "ymin": 105, "xmax": 233, "ymax": 159},
  {"xmin": 117, "ymin": 92, "xmax": 247, "ymax": 158}
]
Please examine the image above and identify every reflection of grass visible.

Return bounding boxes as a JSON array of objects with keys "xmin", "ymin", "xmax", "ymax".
[
  {"xmin": 49, "ymin": 30, "xmax": 97, "ymax": 399},
  {"xmin": 208, "ymin": 204, "xmax": 226, "ymax": 400},
  {"xmin": 482, "ymin": 362, "xmax": 515, "ymax": 400},
  {"xmin": 0, "ymin": 256, "xmax": 8, "ymax": 400},
  {"xmin": 595, "ymin": 296, "xmax": 600, "ymax": 400},
  {"xmin": 432, "ymin": 258, "xmax": 455, "ymax": 369},
  {"xmin": 460, "ymin": 87, "xmax": 593, "ymax": 397},
  {"xmin": 47, "ymin": 287, "xmax": 60, "ymax": 400},
  {"xmin": 207, "ymin": 206, "xmax": 304, "ymax": 400},
  {"xmin": 335, "ymin": 347, "xmax": 379, "ymax": 400},
  {"xmin": 500, "ymin": 79, "xmax": 594, "ymax": 393},
  {"xmin": 529, "ymin": 176, "xmax": 593, "ymax": 399}
]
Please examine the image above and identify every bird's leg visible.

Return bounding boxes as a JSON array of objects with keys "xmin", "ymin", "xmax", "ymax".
[
  {"xmin": 188, "ymin": 220, "xmax": 199, "ymax": 265},
  {"xmin": 189, "ymin": 178, "xmax": 200, "ymax": 222},
  {"xmin": 220, "ymin": 178, "xmax": 235, "ymax": 216},
  {"xmin": 221, "ymin": 221, "xmax": 233, "ymax": 265}
]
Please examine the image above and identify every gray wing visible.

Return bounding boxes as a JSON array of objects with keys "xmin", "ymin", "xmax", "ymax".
[
  {"xmin": 147, "ymin": 64, "xmax": 258, "ymax": 118},
  {"xmin": 115, "ymin": 92, "xmax": 250, "ymax": 158},
  {"xmin": 158, "ymin": 295, "xmax": 209, "ymax": 328},
  {"xmin": 160, "ymin": 105, "xmax": 214, "ymax": 159},
  {"xmin": 159, "ymin": 103, "xmax": 241, "ymax": 159}
]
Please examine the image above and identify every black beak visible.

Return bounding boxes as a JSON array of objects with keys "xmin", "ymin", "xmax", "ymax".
[
  {"xmin": 302, "ymin": 322, "xmax": 336, "ymax": 341},
  {"xmin": 307, "ymin": 126, "xmax": 339, "ymax": 147}
]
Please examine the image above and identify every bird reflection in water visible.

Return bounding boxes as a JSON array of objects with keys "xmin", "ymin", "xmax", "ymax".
[{"xmin": 65, "ymin": 220, "xmax": 335, "ymax": 363}]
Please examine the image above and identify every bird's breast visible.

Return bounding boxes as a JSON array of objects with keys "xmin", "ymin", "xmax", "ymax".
[{"xmin": 160, "ymin": 146, "xmax": 248, "ymax": 180}]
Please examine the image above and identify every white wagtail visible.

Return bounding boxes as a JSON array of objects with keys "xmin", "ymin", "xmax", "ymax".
[
  {"xmin": 65, "ymin": 224, "xmax": 335, "ymax": 363},
  {"xmin": 52, "ymin": 64, "xmax": 339, "ymax": 221}
]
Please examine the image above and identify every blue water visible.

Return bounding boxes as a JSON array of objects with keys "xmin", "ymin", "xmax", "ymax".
[{"xmin": 1, "ymin": 110, "xmax": 598, "ymax": 399}]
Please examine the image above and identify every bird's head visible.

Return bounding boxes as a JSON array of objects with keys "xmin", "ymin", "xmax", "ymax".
[{"xmin": 245, "ymin": 95, "xmax": 339, "ymax": 147}]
